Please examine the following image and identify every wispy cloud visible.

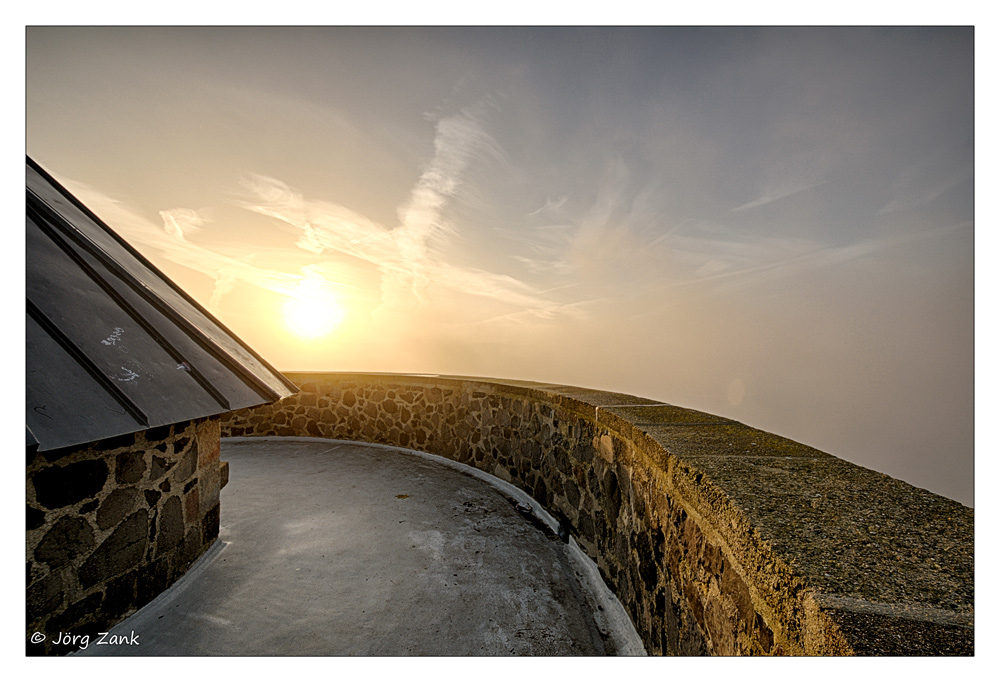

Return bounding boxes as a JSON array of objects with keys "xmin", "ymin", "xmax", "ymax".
[
  {"xmin": 159, "ymin": 208, "xmax": 206, "ymax": 241},
  {"xmin": 527, "ymin": 195, "xmax": 569, "ymax": 216},
  {"xmin": 234, "ymin": 99, "xmax": 563, "ymax": 326},
  {"xmin": 237, "ymin": 176, "xmax": 392, "ymax": 260},
  {"xmin": 660, "ymin": 220, "xmax": 971, "ymax": 294},
  {"xmin": 58, "ymin": 179, "xmax": 305, "ymax": 312},
  {"xmin": 878, "ymin": 144, "xmax": 973, "ymax": 214},
  {"xmin": 730, "ymin": 179, "xmax": 827, "ymax": 212}
]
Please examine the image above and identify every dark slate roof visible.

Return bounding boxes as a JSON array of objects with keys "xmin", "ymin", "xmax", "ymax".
[{"xmin": 26, "ymin": 157, "xmax": 297, "ymax": 453}]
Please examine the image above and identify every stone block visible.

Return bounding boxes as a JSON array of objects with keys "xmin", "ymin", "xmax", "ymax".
[
  {"xmin": 144, "ymin": 424, "xmax": 172, "ymax": 442},
  {"xmin": 201, "ymin": 503, "xmax": 220, "ymax": 544},
  {"xmin": 156, "ymin": 496, "xmax": 184, "ymax": 556},
  {"xmin": 643, "ymin": 423, "xmax": 829, "ymax": 460},
  {"xmin": 198, "ymin": 421, "xmax": 221, "ymax": 468},
  {"xmin": 181, "ymin": 526, "xmax": 204, "ymax": 564},
  {"xmin": 102, "ymin": 569, "xmax": 138, "ymax": 621},
  {"xmin": 755, "ymin": 613, "xmax": 774, "ymax": 653},
  {"xmin": 549, "ymin": 387, "xmax": 659, "ymax": 407},
  {"xmin": 150, "ymin": 455, "xmax": 173, "ymax": 480},
  {"xmin": 635, "ymin": 531, "xmax": 659, "ymax": 592},
  {"xmin": 115, "ymin": 451, "xmax": 147, "ymax": 484},
  {"xmin": 136, "ymin": 557, "xmax": 170, "ymax": 605},
  {"xmin": 701, "ymin": 539, "xmax": 724, "ymax": 577},
  {"xmin": 34, "ymin": 517, "xmax": 95, "ymax": 568},
  {"xmin": 821, "ymin": 605, "xmax": 973, "ymax": 656},
  {"xmin": 79, "ymin": 510, "xmax": 148, "ymax": 587},
  {"xmin": 683, "ymin": 578, "xmax": 705, "ymax": 632},
  {"xmin": 27, "ymin": 570, "xmax": 63, "ymax": 623},
  {"xmin": 96, "ymin": 487, "xmax": 141, "ymax": 531},
  {"xmin": 173, "ymin": 444, "xmax": 199, "ymax": 483},
  {"xmin": 27, "ymin": 505, "xmax": 45, "ymax": 531},
  {"xmin": 184, "ymin": 487, "xmax": 200, "ymax": 525},
  {"xmin": 721, "ymin": 561, "xmax": 754, "ymax": 627},
  {"xmin": 604, "ymin": 404, "xmax": 733, "ymax": 427},
  {"xmin": 33, "ymin": 460, "xmax": 108, "ymax": 509}
]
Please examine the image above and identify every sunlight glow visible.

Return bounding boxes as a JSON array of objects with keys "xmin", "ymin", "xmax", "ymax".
[{"xmin": 283, "ymin": 279, "xmax": 345, "ymax": 339}]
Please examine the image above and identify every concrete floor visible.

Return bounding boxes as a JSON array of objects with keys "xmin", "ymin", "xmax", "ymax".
[{"xmin": 77, "ymin": 437, "xmax": 644, "ymax": 656}]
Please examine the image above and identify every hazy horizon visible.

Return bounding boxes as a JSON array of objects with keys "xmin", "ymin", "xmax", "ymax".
[{"xmin": 26, "ymin": 27, "xmax": 974, "ymax": 505}]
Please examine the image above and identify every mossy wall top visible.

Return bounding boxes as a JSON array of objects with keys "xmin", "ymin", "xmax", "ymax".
[{"xmin": 222, "ymin": 372, "xmax": 973, "ymax": 656}]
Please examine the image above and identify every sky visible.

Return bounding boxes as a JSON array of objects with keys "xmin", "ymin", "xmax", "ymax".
[{"xmin": 24, "ymin": 26, "xmax": 975, "ymax": 505}]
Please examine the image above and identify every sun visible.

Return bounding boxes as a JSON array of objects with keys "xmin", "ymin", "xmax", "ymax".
[{"xmin": 283, "ymin": 280, "xmax": 345, "ymax": 339}]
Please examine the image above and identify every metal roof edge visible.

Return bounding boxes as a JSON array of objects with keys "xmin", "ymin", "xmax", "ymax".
[{"xmin": 26, "ymin": 156, "xmax": 298, "ymax": 397}]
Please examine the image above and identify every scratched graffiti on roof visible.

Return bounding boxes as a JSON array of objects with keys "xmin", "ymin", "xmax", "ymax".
[{"xmin": 101, "ymin": 327, "xmax": 125, "ymax": 346}]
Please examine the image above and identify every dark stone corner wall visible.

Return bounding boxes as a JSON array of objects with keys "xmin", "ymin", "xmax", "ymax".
[
  {"xmin": 26, "ymin": 417, "xmax": 226, "ymax": 655},
  {"xmin": 222, "ymin": 372, "xmax": 974, "ymax": 656}
]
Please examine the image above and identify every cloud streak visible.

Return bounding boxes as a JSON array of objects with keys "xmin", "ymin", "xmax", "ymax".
[
  {"xmin": 730, "ymin": 179, "xmax": 828, "ymax": 212},
  {"xmin": 59, "ymin": 179, "xmax": 306, "ymax": 311}
]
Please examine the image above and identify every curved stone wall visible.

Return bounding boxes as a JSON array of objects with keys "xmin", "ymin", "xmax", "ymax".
[{"xmin": 221, "ymin": 372, "xmax": 973, "ymax": 656}]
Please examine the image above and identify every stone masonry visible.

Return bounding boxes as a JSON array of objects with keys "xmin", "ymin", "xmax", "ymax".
[
  {"xmin": 26, "ymin": 417, "xmax": 227, "ymax": 655},
  {"xmin": 223, "ymin": 372, "xmax": 973, "ymax": 656}
]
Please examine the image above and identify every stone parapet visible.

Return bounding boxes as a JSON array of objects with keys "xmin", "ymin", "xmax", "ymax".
[
  {"xmin": 26, "ymin": 417, "xmax": 224, "ymax": 655},
  {"xmin": 221, "ymin": 372, "xmax": 973, "ymax": 656}
]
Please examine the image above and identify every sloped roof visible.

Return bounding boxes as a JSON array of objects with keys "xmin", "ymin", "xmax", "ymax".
[{"xmin": 26, "ymin": 157, "xmax": 297, "ymax": 453}]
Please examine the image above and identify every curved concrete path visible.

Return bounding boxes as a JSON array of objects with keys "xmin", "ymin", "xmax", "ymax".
[{"xmin": 77, "ymin": 437, "xmax": 643, "ymax": 656}]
